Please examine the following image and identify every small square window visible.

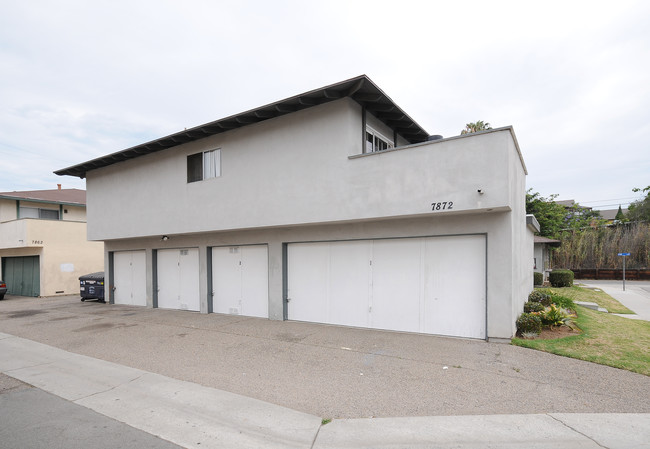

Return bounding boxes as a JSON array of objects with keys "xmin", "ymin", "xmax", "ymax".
[{"xmin": 187, "ymin": 149, "xmax": 220, "ymax": 183}]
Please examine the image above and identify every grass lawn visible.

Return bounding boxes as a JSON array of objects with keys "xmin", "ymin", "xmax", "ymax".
[
  {"xmin": 512, "ymin": 287, "xmax": 650, "ymax": 376},
  {"xmin": 546, "ymin": 285, "xmax": 633, "ymax": 314}
]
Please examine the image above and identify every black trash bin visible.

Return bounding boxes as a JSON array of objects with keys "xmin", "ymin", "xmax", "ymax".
[{"xmin": 79, "ymin": 272, "xmax": 105, "ymax": 302}]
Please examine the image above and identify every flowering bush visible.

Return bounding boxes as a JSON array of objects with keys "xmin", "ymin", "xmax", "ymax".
[{"xmin": 540, "ymin": 304, "xmax": 574, "ymax": 327}]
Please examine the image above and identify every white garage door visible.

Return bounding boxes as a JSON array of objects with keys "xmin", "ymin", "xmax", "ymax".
[
  {"xmin": 212, "ymin": 245, "xmax": 268, "ymax": 318},
  {"xmin": 157, "ymin": 248, "xmax": 200, "ymax": 311},
  {"xmin": 287, "ymin": 235, "xmax": 486, "ymax": 339},
  {"xmin": 113, "ymin": 251, "xmax": 146, "ymax": 306}
]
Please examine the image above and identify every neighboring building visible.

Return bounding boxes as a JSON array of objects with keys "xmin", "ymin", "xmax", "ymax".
[
  {"xmin": 56, "ymin": 75, "xmax": 535, "ymax": 340},
  {"xmin": 554, "ymin": 199, "xmax": 582, "ymax": 208},
  {"xmin": 533, "ymin": 235, "xmax": 561, "ymax": 282},
  {"xmin": 555, "ymin": 199, "xmax": 594, "ymax": 215},
  {"xmin": 0, "ymin": 187, "xmax": 104, "ymax": 297},
  {"xmin": 598, "ymin": 207, "xmax": 627, "ymax": 223}
]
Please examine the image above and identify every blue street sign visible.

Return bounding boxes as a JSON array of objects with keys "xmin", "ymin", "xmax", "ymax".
[{"xmin": 618, "ymin": 252, "xmax": 631, "ymax": 256}]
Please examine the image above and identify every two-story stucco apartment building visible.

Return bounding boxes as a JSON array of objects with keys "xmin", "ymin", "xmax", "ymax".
[
  {"xmin": 0, "ymin": 187, "xmax": 104, "ymax": 297},
  {"xmin": 56, "ymin": 76, "xmax": 536, "ymax": 340}
]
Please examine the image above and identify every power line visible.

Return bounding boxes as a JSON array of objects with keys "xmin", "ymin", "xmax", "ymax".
[
  {"xmin": 580, "ymin": 196, "xmax": 642, "ymax": 204},
  {"xmin": 593, "ymin": 204, "xmax": 634, "ymax": 210}
]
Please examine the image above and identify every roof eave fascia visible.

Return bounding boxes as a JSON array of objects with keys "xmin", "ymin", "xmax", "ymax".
[
  {"xmin": 0, "ymin": 195, "xmax": 85, "ymax": 207},
  {"xmin": 54, "ymin": 75, "xmax": 430, "ymax": 178}
]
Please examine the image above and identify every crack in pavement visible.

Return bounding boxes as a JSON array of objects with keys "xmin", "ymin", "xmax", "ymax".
[{"xmin": 548, "ymin": 414, "xmax": 609, "ymax": 449}]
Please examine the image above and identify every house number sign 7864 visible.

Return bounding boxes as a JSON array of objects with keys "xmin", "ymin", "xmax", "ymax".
[{"xmin": 431, "ymin": 201, "xmax": 453, "ymax": 211}]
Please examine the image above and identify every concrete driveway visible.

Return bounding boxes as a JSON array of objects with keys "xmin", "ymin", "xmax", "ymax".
[{"xmin": 0, "ymin": 294, "xmax": 649, "ymax": 419}]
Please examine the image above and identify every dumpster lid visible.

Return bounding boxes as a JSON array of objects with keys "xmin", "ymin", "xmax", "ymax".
[{"xmin": 79, "ymin": 271, "xmax": 105, "ymax": 281}]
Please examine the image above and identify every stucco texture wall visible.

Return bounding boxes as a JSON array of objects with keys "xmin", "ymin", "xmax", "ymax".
[
  {"xmin": 104, "ymin": 207, "xmax": 524, "ymax": 339},
  {"xmin": 86, "ymin": 102, "xmax": 519, "ymax": 242},
  {"xmin": 29, "ymin": 221, "xmax": 104, "ymax": 296},
  {"xmin": 85, "ymin": 103, "xmax": 529, "ymax": 339},
  {"xmin": 0, "ymin": 199, "xmax": 16, "ymax": 222}
]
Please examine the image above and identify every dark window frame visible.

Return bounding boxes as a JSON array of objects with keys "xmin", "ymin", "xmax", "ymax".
[
  {"xmin": 187, "ymin": 153, "xmax": 203, "ymax": 183},
  {"xmin": 187, "ymin": 149, "xmax": 221, "ymax": 183}
]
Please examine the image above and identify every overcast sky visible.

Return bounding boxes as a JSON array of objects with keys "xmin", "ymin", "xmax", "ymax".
[{"xmin": 1, "ymin": 0, "xmax": 648, "ymax": 209}]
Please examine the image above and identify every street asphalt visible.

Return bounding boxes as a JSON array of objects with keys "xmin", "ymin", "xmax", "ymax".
[{"xmin": 1, "ymin": 282, "xmax": 649, "ymax": 448}]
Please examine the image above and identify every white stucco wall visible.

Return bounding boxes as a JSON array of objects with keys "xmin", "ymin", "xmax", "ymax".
[
  {"xmin": 86, "ymin": 99, "xmax": 522, "ymax": 242},
  {"xmin": 507, "ymin": 135, "xmax": 534, "ymax": 336},
  {"xmin": 81, "ymin": 99, "xmax": 529, "ymax": 339},
  {"xmin": 104, "ymin": 210, "xmax": 522, "ymax": 338}
]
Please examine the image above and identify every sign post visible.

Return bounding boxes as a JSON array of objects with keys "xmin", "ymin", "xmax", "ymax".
[{"xmin": 618, "ymin": 252, "xmax": 630, "ymax": 291}]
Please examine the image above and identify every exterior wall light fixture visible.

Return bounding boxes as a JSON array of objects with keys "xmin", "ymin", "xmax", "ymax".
[{"xmin": 161, "ymin": 235, "xmax": 169, "ymax": 241}]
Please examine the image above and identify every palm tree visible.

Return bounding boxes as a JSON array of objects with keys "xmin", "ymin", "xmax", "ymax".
[{"xmin": 460, "ymin": 121, "xmax": 492, "ymax": 135}]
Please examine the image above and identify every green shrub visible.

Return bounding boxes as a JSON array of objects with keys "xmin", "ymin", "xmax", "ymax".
[
  {"xmin": 528, "ymin": 290, "xmax": 551, "ymax": 306},
  {"xmin": 516, "ymin": 312, "xmax": 542, "ymax": 335},
  {"xmin": 540, "ymin": 304, "xmax": 570, "ymax": 327},
  {"xmin": 550, "ymin": 294, "xmax": 575, "ymax": 309},
  {"xmin": 549, "ymin": 269, "xmax": 574, "ymax": 288},
  {"xmin": 524, "ymin": 301, "xmax": 545, "ymax": 313},
  {"xmin": 534, "ymin": 272, "xmax": 543, "ymax": 286}
]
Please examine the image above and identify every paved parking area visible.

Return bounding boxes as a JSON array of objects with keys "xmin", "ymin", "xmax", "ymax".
[{"xmin": 1, "ymin": 294, "xmax": 649, "ymax": 419}]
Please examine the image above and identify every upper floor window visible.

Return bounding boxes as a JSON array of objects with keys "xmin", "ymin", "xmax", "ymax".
[
  {"xmin": 19, "ymin": 206, "xmax": 59, "ymax": 220},
  {"xmin": 365, "ymin": 127, "xmax": 394, "ymax": 153},
  {"xmin": 187, "ymin": 149, "xmax": 221, "ymax": 183}
]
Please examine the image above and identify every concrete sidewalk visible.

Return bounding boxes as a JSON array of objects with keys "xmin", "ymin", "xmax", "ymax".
[
  {"xmin": 0, "ymin": 375, "xmax": 183, "ymax": 449},
  {"xmin": 1, "ymin": 332, "xmax": 649, "ymax": 449},
  {"xmin": 581, "ymin": 280, "xmax": 650, "ymax": 320}
]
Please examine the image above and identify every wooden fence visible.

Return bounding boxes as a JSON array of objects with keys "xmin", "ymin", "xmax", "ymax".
[{"xmin": 570, "ymin": 268, "xmax": 650, "ymax": 280}]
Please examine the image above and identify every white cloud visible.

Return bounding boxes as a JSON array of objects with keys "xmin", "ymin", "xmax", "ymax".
[{"xmin": 0, "ymin": 0, "xmax": 648, "ymax": 206}]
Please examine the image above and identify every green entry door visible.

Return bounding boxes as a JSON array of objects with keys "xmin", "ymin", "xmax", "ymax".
[{"xmin": 2, "ymin": 256, "xmax": 40, "ymax": 297}]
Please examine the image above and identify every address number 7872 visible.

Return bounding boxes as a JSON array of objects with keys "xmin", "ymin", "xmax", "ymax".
[{"xmin": 431, "ymin": 201, "xmax": 453, "ymax": 211}]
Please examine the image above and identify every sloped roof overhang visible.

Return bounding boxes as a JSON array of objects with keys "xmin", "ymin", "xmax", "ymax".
[
  {"xmin": 0, "ymin": 189, "xmax": 86, "ymax": 206},
  {"xmin": 55, "ymin": 75, "xmax": 429, "ymax": 178}
]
